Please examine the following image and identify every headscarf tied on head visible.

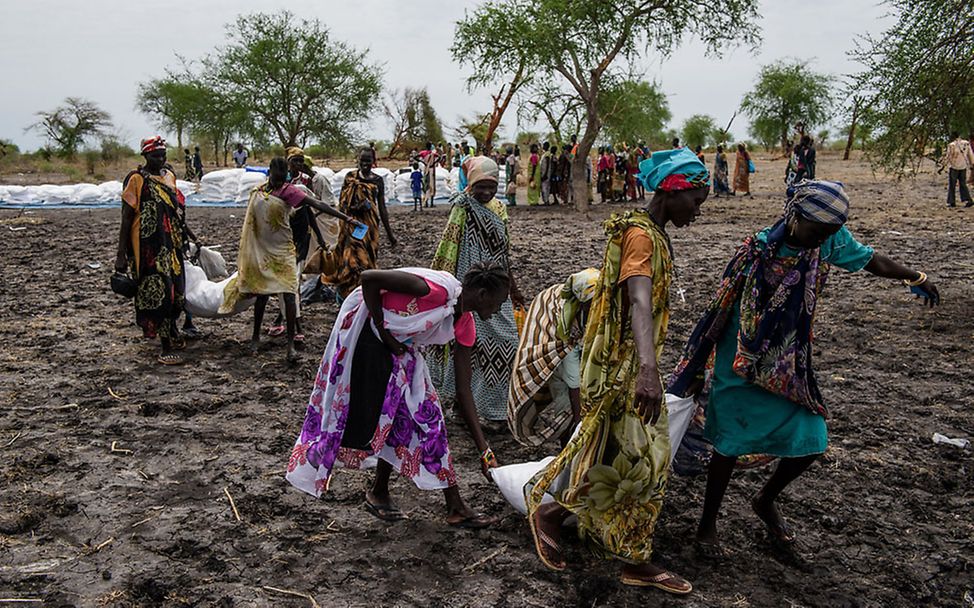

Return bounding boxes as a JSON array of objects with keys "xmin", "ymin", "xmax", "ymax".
[
  {"xmin": 637, "ymin": 147, "xmax": 710, "ymax": 192},
  {"xmin": 785, "ymin": 179, "xmax": 850, "ymax": 225},
  {"xmin": 462, "ymin": 156, "xmax": 499, "ymax": 192},
  {"xmin": 286, "ymin": 146, "xmax": 304, "ymax": 162},
  {"xmin": 141, "ymin": 136, "xmax": 166, "ymax": 155},
  {"xmin": 557, "ymin": 267, "xmax": 600, "ymax": 341}
]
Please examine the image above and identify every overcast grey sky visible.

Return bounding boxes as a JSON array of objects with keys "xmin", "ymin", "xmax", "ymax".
[{"xmin": 0, "ymin": 0, "xmax": 894, "ymax": 151}]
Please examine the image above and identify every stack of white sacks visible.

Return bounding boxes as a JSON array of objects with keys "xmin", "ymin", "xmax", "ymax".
[{"xmin": 0, "ymin": 164, "xmax": 494, "ymax": 207}]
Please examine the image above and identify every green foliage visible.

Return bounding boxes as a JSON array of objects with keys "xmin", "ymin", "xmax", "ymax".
[
  {"xmin": 0, "ymin": 138, "xmax": 20, "ymax": 158},
  {"xmin": 136, "ymin": 78, "xmax": 201, "ymax": 149},
  {"xmin": 384, "ymin": 88, "xmax": 445, "ymax": 158},
  {"xmin": 516, "ymin": 131, "xmax": 543, "ymax": 146},
  {"xmin": 454, "ymin": 0, "xmax": 761, "ymax": 209},
  {"xmin": 454, "ymin": 114, "xmax": 496, "ymax": 152},
  {"xmin": 599, "ymin": 80, "xmax": 671, "ymax": 146},
  {"xmin": 517, "ymin": 81, "xmax": 585, "ymax": 144},
  {"xmin": 680, "ymin": 114, "xmax": 719, "ymax": 149},
  {"xmin": 305, "ymin": 141, "xmax": 353, "ymax": 159},
  {"xmin": 100, "ymin": 137, "xmax": 136, "ymax": 163},
  {"xmin": 82, "ymin": 149, "xmax": 99, "ymax": 175},
  {"xmin": 208, "ymin": 11, "xmax": 382, "ymax": 148},
  {"xmin": 741, "ymin": 59, "xmax": 833, "ymax": 150},
  {"xmin": 850, "ymin": 0, "xmax": 974, "ymax": 173},
  {"xmin": 28, "ymin": 97, "xmax": 112, "ymax": 159}
]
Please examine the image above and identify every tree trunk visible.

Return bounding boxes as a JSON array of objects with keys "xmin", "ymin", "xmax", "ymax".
[
  {"xmin": 843, "ymin": 101, "xmax": 860, "ymax": 161},
  {"xmin": 482, "ymin": 62, "xmax": 525, "ymax": 154},
  {"xmin": 573, "ymin": 101, "xmax": 600, "ymax": 212}
]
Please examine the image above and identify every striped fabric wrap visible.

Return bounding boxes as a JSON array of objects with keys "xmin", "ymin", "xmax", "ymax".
[
  {"xmin": 786, "ymin": 179, "xmax": 850, "ymax": 225},
  {"xmin": 507, "ymin": 284, "xmax": 574, "ymax": 446}
]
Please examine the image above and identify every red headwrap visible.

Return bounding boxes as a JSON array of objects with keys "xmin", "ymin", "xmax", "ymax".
[
  {"xmin": 658, "ymin": 173, "xmax": 707, "ymax": 192},
  {"xmin": 140, "ymin": 136, "xmax": 166, "ymax": 155}
]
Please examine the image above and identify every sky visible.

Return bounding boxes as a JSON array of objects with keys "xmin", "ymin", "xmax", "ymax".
[{"xmin": 0, "ymin": 0, "xmax": 895, "ymax": 151}]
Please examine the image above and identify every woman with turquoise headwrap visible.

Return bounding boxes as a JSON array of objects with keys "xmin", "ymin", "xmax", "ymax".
[
  {"xmin": 668, "ymin": 179, "xmax": 940, "ymax": 557},
  {"xmin": 526, "ymin": 147, "xmax": 710, "ymax": 595}
]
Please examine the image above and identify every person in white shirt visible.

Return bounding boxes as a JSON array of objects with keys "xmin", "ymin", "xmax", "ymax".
[
  {"xmin": 232, "ymin": 143, "xmax": 248, "ymax": 168},
  {"xmin": 944, "ymin": 131, "xmax": 974, "ymax": 207}
]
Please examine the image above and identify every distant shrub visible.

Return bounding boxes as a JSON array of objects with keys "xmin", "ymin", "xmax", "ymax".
[
  {"xmin": 82, "ymin": 149, "xmax": 99, "ymax": 175},
  {"xmin": 101, "ymin": 137, "xmax": 136, "ymax": 163}
]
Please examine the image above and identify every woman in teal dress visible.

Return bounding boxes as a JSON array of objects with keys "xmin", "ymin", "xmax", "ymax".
[{"xmin": 669, "ymin": 179, "xmax": 940, "ymax": 555}]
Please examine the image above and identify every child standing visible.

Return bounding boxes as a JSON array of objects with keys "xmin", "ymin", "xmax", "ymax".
[{"xmin": 410, "ymin": 162, "xmax": 423, "ymax": 211}]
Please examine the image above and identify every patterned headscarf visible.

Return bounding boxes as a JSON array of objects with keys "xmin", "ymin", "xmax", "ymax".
[
  {"xmin": 785, "ymin": 179, "xmax": 850, "ymax": 225},
  {"xmin": 462, "ymin": 156, "xmax": 499, "ymax": 191},
  {"xmin": 140, "ymin": 136, "xmax": 166, "ymax": 155},
  {"xmin": 557, "ymin": 267, "xmax": 600, "ymax": 341},
  {"xmin": 637, "ymin": 147, "xmax": 710, "ymax": 192},
  {"xmin": 286, "ymin": 146, "xmax": 305, "ymax": 161}
]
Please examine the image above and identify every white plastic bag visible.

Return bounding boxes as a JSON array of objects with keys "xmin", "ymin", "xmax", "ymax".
[
  {"xmin": 184, "ymin": 263, "xmax": 254, "ymax": 318},
  {"xmin": 492, "ymin": 393, "xmax": 698, "ymax": 515}
]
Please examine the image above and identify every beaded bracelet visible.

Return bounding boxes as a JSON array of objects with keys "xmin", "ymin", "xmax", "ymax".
[
  {"xmin": 481, "ymin": 446, "xmax": 495, "ymax": 466},
  {"xmin": 903, "ymin": 271, "xmax": 927, "ymax": 287}
]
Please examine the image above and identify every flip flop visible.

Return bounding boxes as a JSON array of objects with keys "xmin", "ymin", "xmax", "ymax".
[
  {"xmin": 528, "ymin": 509, "xmax": 567, "ymax": 571},
  {"xmin": 293, "ymin": 334, "xmax": 305, "ymax": 343},
  {"xmin": 620, "ymin": 569, "xmax": 693, "ymax": 595},
  {"xmin": 171, "ymin": 337, "xmax": 187, "ymax": 350},
  {"xmin": 364, "ymin": 499, "xmax": 407, "ymax": 522},
  {"xmin": 446, "ymin": 512, "xmax": 497, "ymax": 529},
  {"xmin": 157, "ymin": 353, "xmax": 183, "ymax": 366},
  {"xmin": 182, "ymin": 326, "xmax": 204, "ymax": 340},
  {"xmin": 267, "ymin": 325, "xmax": 286, "ymax": 337}
]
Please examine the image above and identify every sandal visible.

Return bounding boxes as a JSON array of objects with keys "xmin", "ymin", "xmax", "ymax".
[
  {"xmin": 267, "ymin": 325, "xmax": 285, "ymax": 337},
  {"xmin": 182, "ymin": 326, "xmax": 204, "ymax": 340},
  {"xmin": 171, "ymin": 337, "xmax": 187, "ymax": 350},
  {"xmin": 293, "ymin": 334, "xmax": 305, "ymax": 344},
  {"xmin": 752, "ymin": 495, "xmax": 796, "ymax": 545},
  {"xmin": 157, "ymin": 353, "xmax": 183, "ymax": 366},
  {"xmin": 365, "ymin": 498, "xmax": 407, "ymax": 522},
  {"xmin": 620, "ymin": 568, "xmax": 693, "ymax": 595},
  {"xmin": 529, "ymin": 509, "xmax": 567, "ymax": 571},
  {"xmin": 446, "ymin": 512, "xmax": 497, "ymax": 529}
]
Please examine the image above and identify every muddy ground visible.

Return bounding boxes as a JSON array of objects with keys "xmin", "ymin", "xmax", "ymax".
[{"xmin": 1, "ymin": 153, "xmax": 972, "ymax": 607}]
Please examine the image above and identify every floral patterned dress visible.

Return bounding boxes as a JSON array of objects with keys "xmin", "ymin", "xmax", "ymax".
[
  {"xmin": 526, "ymin": 211, "xmax": 673, "ymax": 564},
  {"xmin": 286, "ymin": 268, "xmax": 466, "ymax": 496},
  {"xmin": 120, "ymin": 168, "xmax": 187, "ymax": 340},
  {"xmin": 704, "ymin": 226, "xmax": 874, "ymax": 458}
]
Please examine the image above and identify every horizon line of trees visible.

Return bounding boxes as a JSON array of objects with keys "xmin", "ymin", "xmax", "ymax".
[{"xmin": 10, "ymin": 0, "xmax": 968, "ymax": 185}]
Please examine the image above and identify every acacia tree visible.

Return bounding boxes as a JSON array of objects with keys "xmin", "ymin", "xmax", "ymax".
[
  {"xmin": 455, "ymin": 0, "xmax": 760, "ymax": 210},
  {"xmin": 135, "ymin": 77, "xmax": 200, "ymax": 150},
  {"xmin": 29, "ymin": 97, "xmax": 112, "ymax": 158},
  {"xmin": 599, "ymin": 79, "xmax": 670, "ymax": 146},
  {"xmin": 208, "ymin": 11, "xmax": 382, "ymax": 148},
  {"xmin": 850, "ymin": 0, "xmax": 974, "ymax": 173},
  {"xmin": 680, "ymin": 114, "xmax": 718, "ymax": 149},
  {"xmin": 741, "ymin": 59, "xmax": 833, "ymax": 151},
  {"xmin": 453, "ymin": 6, "xmax": 530, "ymax": 153},
  {"xmin": 384, "ymin": 87, "xmax": 445, "ymax": 158}
]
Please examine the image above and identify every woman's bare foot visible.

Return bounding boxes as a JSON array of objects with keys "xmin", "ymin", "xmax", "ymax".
[{"xmin": 752, "ymin": 493, "xmax": 795, "ymax": 544}]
